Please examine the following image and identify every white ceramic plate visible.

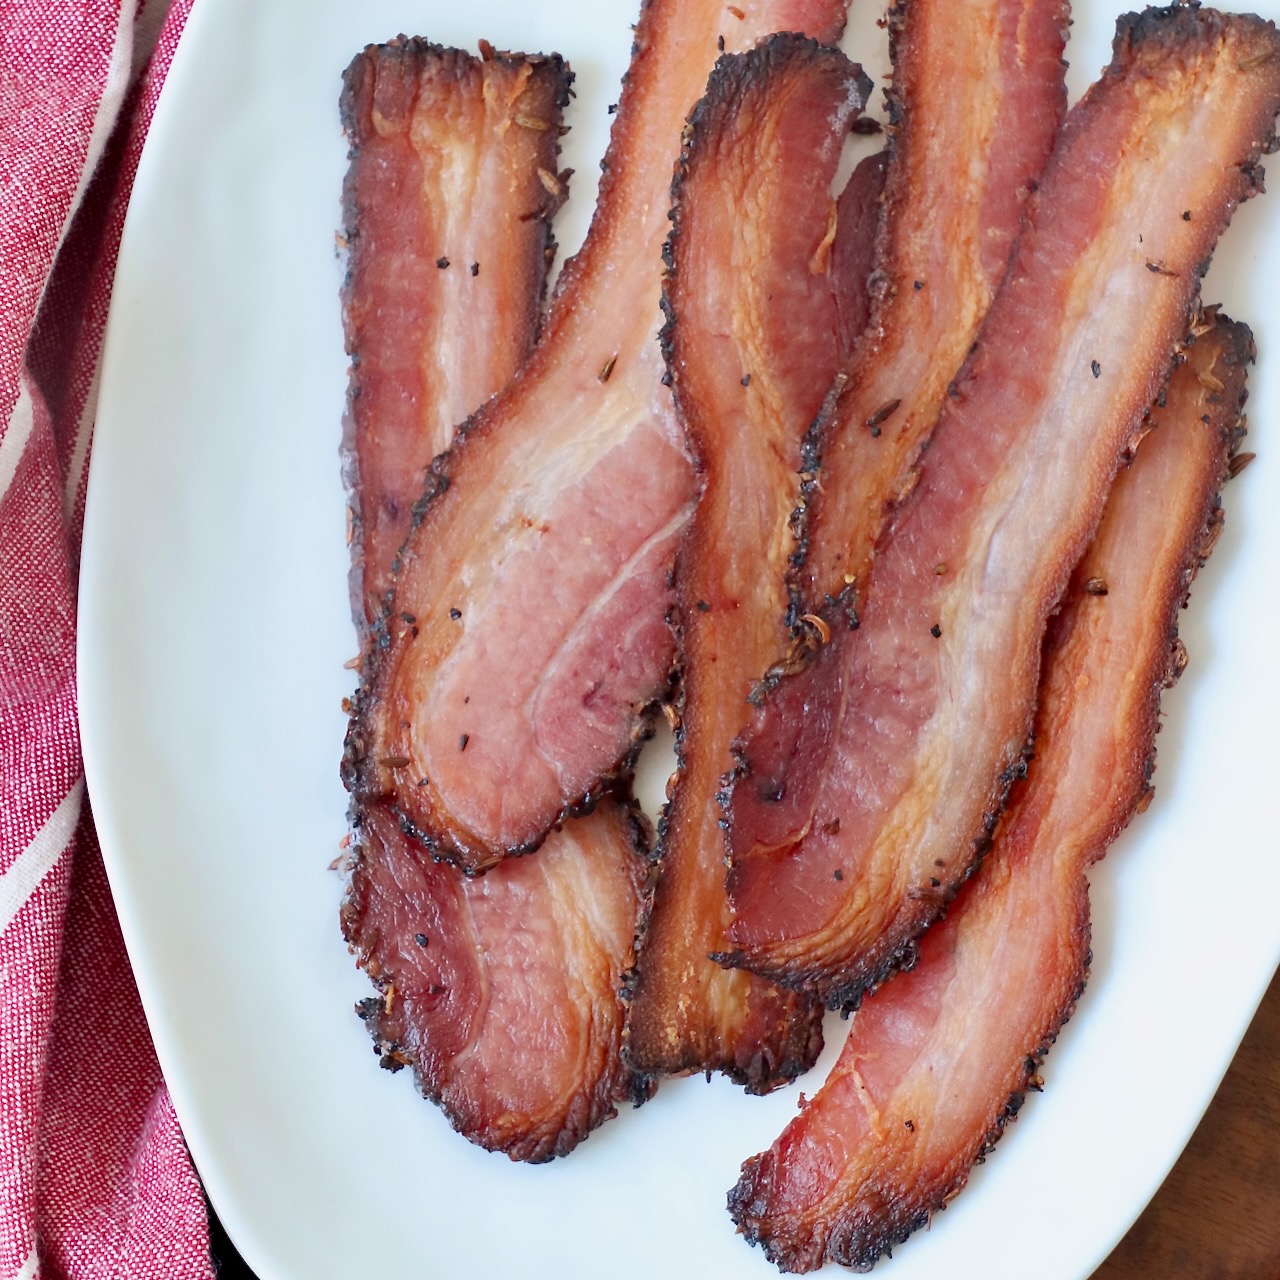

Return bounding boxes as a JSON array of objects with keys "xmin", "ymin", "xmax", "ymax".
[{"xmin": 79, "ymin": 1, "xmax": 1280, "ymax": 1276}]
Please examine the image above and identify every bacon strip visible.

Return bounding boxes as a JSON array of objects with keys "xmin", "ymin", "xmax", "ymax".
[
  {"xmin": 723, "ymin": 7, "xmax": 1280, "ymax": 1008},
  {"xmin": 624, "ymin": 37, "xmax": 873, "ymax": 1092},
  {"xmin": 343, "ymin": 802, "xmax": 650, "ymax": 1163},
  {"xmin": 340, "ymin": 40, "xmax": 571, "ymax": 631},
  {"xmin": 340, "ymin": 42, "xmax": 648, "ymax": 1162},
  {"xmin": 796, "ymin": 0, "xmax": 1068, "ymax": 610},
  {"xmin": 727, "ymin": 315, "xmax": 1250, "ymax": 1272},
  {"xmin": 343, "ymin": 0, "xmax": 852, "ymax": 872}
]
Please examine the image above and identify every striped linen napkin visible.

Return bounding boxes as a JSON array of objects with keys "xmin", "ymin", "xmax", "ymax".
[{"xmin": 0, "ymin": 2, "xmax": 214, "ymax": 1276}]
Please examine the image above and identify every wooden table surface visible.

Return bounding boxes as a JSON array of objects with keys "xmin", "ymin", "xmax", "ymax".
[
  {"xmin": 209, "ymin": 968, "xmax": 1280, "ymax": 1278},
  {"xmin": 1091, "ymin": 965, "xmax": 1280, "ymax": 1279}
]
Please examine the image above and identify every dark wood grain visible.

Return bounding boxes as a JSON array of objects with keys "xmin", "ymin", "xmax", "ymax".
[{"xmin": 1093, "ymin": 966, "xmax": 1280, "ymax": 1279}]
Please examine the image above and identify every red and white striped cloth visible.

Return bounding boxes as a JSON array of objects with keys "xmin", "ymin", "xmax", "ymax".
[{"xmin": 1, "ymin": 3, "xmax": 214, "ymax": 1277}]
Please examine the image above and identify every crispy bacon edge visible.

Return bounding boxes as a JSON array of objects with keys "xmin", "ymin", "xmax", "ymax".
[
  {"xmin": 340, "ymin": 0, "xmax": 853, "ymax": 873},
  {"xmin": 726, "ymin": 314, "xmax": 1251, "ymax": 1273},
  {"xmin": 339, "ymin": 40, "xmax": 571, "ymax": 635},
  {"xmin": 624, "ymin": 36, "xmax": 875, "ymax": 1092},
  {"xmin": 793, "ymin": 0, "xmax": 1069, "ymax": 613},
  {"xmin": 721, "ymin": 5, "xmax": 1280, "ymax": 1010}
]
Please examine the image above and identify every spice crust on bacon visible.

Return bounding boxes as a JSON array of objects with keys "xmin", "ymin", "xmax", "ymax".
[
  {"xmin": 341, "ymin": 0, "xmax": 853, "ymax": 873},
  {"xmin": 624, "ymin": 36, "xmax": 874, "ymax": 1092},
  {"xmin": 728, "ymin": 315, "xmax": 1250, "ymax": 1273},
  {"xmin": 343, "ymin": 801, "xmax": 652, "ymax": 1163},
  {"xmin": 794, "ymin": 0, "xmax": 1068, "ymax": 613},
  {"xmin": 722, "ymin": 6, "xmax": 1280, "ymax": 1010},
  {"xmin": 340, "ymin": 40, "xmax": 571, "ymax": 634}
]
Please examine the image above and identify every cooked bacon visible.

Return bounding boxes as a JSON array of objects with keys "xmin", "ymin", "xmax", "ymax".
[
  {"xmin": 727, "ymin": 315, "xmax": 1250, "ymax": 1273},
  {"xmin": 796, "ymin": 0, "xmax": 1068, "ymax": 610},
  {"xmin": 830, "ymin": 150, "xmax": 887, "ymax": 360},
  {"xmin": 624, "ymin": 38, "xmax": 873, "ymax": 1091},
  {"xmin": 342, "ymin": 800, "xmax": 651, "ymax": 1163},
  {"xmin": 343, "ymin": 0, "xmax": 852, "ymax": 872},
  {"xmin": 723, "ymin": 7, "xmax": 1280, "ymax": 1009},
  {"xmin": 341, "ymin": 41, "xmax": 649, "ymax": 1163},
  {"xmin": 340, "ymin": 40, "xmax": 571, "ymax": 631}
]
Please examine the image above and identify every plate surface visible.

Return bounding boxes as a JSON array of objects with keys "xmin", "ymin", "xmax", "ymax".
[{"xmin": 79, "ymin": 1, "xmax": 1280, "ymax": 1277}]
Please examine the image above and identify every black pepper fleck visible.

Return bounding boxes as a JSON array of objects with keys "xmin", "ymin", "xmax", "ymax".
[{"xmin": 865, "ymin": 398, "xmax": 901, "ymax": 430}]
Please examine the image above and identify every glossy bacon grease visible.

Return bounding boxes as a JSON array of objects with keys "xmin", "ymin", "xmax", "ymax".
[
  {"xmin": 797, "ymin": 0, "xmax": 1069, "ymax": 610},
  {"xmin": 729, "ymin": 316, "xmax": 1251, "ymax": 1272},
  {"xmin": 724, "ymin": 7, "xmax": 1280, "ymax": 1009},
  {"xmin": 343, "ymin": 803, "xmax": 651, "ymax": 1163},
  {"xmin": 340, "ymin": 43, "xmax": 649, "ymax": 1162},
  {"xmin": 343, "ymin": 0, "xmax": 852, "ymax": 872},
  {"xmin": 624, "ymin": 38, "xmax": 873, "ymax": 1092},
  {"xmin": 340, "ymin": 40, "xmax": 571, "ymax": 633}
]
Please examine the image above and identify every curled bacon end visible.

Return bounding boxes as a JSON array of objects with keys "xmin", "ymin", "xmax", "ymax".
[
  {"xmin": 626, "ymin": 36, "xmax": 874, "ymax": 1091},
  {"xmin": 342, "ymin": 801, "xmax": 652, "ymax": 1163},
  {"xmin": 728, "ymin": 314, "xmax": 1251, "ymax": 1273},
  {"xmin": 343, "ymin": 0, "xmax": 853, "ymax": 872},
  {"xmin": 340, "ymin": 40, "xmax": 572, "ymax": 633},
  {"xmin": 724, "ymin": 6, "xmax": 1280, "ymax": 1010}
]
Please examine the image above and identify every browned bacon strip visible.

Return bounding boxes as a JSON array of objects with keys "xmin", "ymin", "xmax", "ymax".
[
  {"xmin": 343, "ymin": 801, "xmax": 650, "ymax": 1162},
  {"xmin": 343, "ymin": 0, "xmax": 852, "ymax": 872},
  {"xmin": 723, "ymin": 7, "xmax": 1280, "ymax": 1009},
  {"xmin": 727, "ymin": 316, "xmax": 1250, "ymax": 1272},
  {"xmin": 624, "ymin": 38, "xmax": 873, "ymax": 1092},
  {"xmin": 340, "ymin": 40, "xmax": 571, "ymax": 631},
  {"xmin": 797, "ymin": 0, "xmax": 1068, "ymax": 610},
  {"xmin": 340, "ymin": 42, "xmax": 648, "ymax": 1162}
]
